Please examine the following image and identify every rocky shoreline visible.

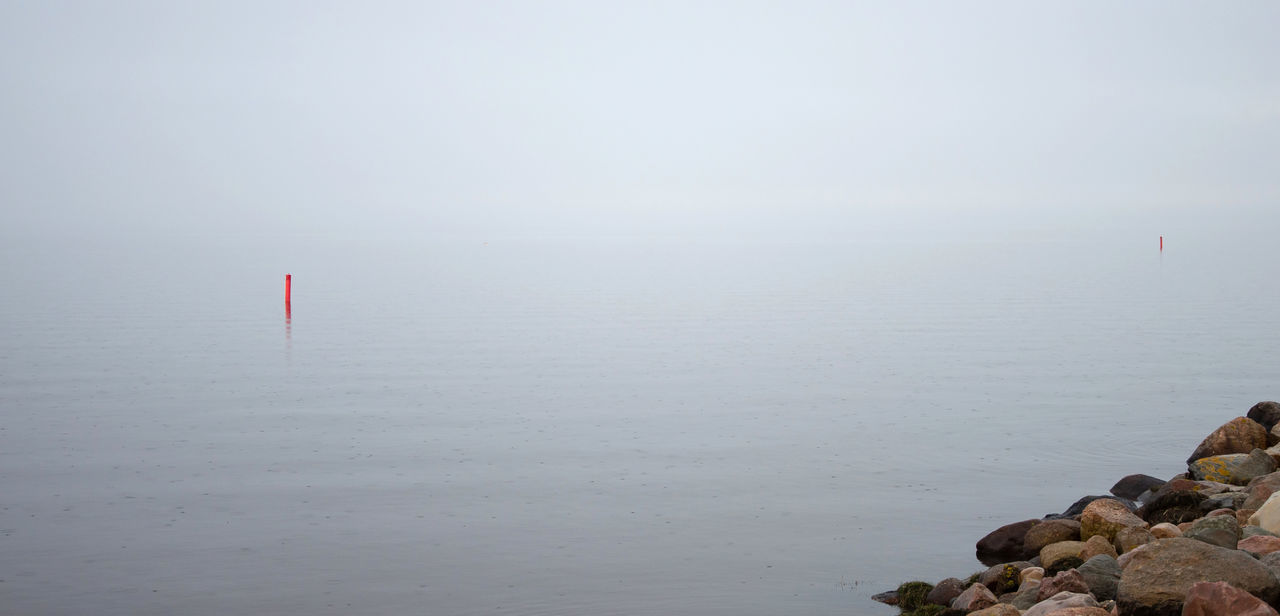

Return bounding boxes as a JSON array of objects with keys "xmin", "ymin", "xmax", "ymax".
[{"xmin": 873, "ymin": 401, "xmax": 1280, "ymax": 616}]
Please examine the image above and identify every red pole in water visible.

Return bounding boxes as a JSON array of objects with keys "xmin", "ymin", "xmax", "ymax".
[
  {"xmin": 285, "ymin": 274, "xmax": 292, "ymax": 304},
  {"xmin": 1160, "ymin": 236, "xmax": 1163, "ymax": 251}
]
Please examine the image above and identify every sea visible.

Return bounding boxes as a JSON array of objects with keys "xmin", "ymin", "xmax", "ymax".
[{"xmin": 3, "ymin": 214, "xmax": 1279, "ymax": 615}]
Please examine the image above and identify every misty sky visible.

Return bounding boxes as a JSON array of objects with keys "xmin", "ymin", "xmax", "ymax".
[{"xmin": 2, "ymin": 1, "xmax": 1277, "ymax": 241}]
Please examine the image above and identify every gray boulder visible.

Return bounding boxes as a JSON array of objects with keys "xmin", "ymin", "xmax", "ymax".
[
  {"xmin": 1110, "ymin": 473, "xmax": 1166, "ymax": 502},
  {"xmin": 1189, "ymin": 449, "xmax": 1277, "ymax": 486},
  {"xmin": 1117, "ymin": 537, "xmax": 1280, "ymax": 615},
  {"xmin": 1077, "ymin": 554, "xmax": 1121, "ymax": 601},
  {"xmin": 1249, "ymin": 401, "xmax": 1280, "ymax": 431}
]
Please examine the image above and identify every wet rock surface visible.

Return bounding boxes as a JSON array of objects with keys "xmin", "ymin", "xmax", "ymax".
[{"xmin": 874, "ymin": 402, "xmax": 1280, "ymax": 616}]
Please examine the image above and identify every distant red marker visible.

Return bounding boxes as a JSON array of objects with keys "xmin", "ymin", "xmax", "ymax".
[
  {"xmin": 285, "ymin": 274, "xmax": 292, "ymax": 305},
  {"xmin": 1160, "ymin": 236, "xmax": 1163, "ymax": 251}
]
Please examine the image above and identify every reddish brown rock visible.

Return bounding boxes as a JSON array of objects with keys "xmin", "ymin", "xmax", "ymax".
[
  {"xmin": 926, "ymin": 577, "xmax": 966, "ymax": 607},
  {"xmin": 1149, "ymin": 522, "xmax": 1182, "ymax": 539},
  {"xmin": 1240, "ymin": 535, "xmax": 1280, "ymax": 557},
  {"xmin": 951, "ymin": 582, "xmax": 998, "ymax": 612},
  {"xmin": 1025, "ymin": 519, "xmax": 1082, "ymax": 554},
  {"xmin": 1037, "ymin": 568, "xmax": 1091, "ymax": 601},
  {"xmin": 976, "ymin": 519, "xmax": 1039, "ymax": 564},
  {"xmin": 1183, "ymin": 580, "xmax": 1280, "ymax": 616},
  {"xmin": 1188, "ymin": 417, "xmax": 1269, "ymax": 465},
  {"xmin": 1081, "ymin": 498, "xmax": 1146, "ymax": 543},
  {"xmin": 1246, "ymin": 471, "xmax": 1280, "ymax": 510}
]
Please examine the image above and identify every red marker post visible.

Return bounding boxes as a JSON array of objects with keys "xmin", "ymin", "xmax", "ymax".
[
  {"xmin": 285, "ymin": 274, "xmax": 292, "ymax": 305},
  {"xmin": 1160, "ymin": 236, "xmax": 1163, "ymax": 251}
]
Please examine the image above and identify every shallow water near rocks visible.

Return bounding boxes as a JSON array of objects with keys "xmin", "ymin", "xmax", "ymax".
[{"xmin": 3, "ymin": 222, "xmax": 1279, "ymax": 615}]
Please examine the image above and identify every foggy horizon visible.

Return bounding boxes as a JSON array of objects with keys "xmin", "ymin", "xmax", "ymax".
[{"xmin": 2, "ymin": 1, "xmax": 1277, "ymax": 244}]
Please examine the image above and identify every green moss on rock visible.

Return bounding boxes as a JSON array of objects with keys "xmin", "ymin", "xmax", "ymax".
[
  {"xmin": 902, "ymin": 604, "xmax": 946, "ymax": 616},
  {"xmin": 895, "ymin": 581, "xmax": 933, "ymax": 610}
]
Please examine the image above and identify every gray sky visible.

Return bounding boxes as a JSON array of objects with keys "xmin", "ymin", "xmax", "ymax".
[{"xmin": 2, "ymin": 1, "xmax": 1277, "ymax": 241}]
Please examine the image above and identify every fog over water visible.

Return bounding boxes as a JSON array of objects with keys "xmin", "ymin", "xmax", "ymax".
[{"xmin": 2, "ymin": 2, "xmax": 1279, "ymax": 615}]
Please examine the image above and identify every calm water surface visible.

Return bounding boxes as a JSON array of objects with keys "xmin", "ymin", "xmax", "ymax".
[{"xmin": 3, "ymin": 229, "xmax": 1279, "ymax": 615}]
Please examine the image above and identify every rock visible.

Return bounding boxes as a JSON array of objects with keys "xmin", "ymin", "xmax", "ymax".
[
  {"xmin": 1185, "ymin": 511, "xmax": 1243, "ymax": 548},
  {"xmin": 1261, "ymin": 552, "xmax": 1280, "ymax": 583},
  {"xmin": 1020, "ymin": 566, "xmax": 1045, "ymax": 585},
  {"xmin": 1052, "ymin": 495, "xmax": 1135, "ymax": 519},
  {"xmin": 1252, "ymin": 492, "xmax": 1280, "ymax": 535},
  {"xmin": 1117, "ymin": 541, "xmax": 1154, "ymax": 570},
  {"xmin": 1190, "ymin": 450, "xmax": 1278, "ymax": 486},
  {"xmin": 870, "ymin": 590, "xmax": 899, "ymax": 606},
  {"xmin": 1077, "ymin": 554, "xmax": 1121, "ymax": 602},
  {"xmin": 1182, "ymin": 580, "xmax": 1280, "ymax": 616},
  {"xmin": 1117, "ymin": 537, "xmax": 1280, "ymax": 615},
  {"xmin": 894, "ymin": 581, "xmax": 933, "ymax": 610},
  {"xmin": 1009, "ymin": 584, "xmax": 1041, "ymax": 610},
  {"xmin": 1040, "ymin": 540, "xmax": 1087, "ymax": 573},
  {"xmin": 1137, "ymin": 485, "xmax": 1207, "ymax": 524},
  {"xmin": 1185, "ymin": 526, "xmax": 1239, "ymax": 549},
  {"xmin": 1110, "ymin": 473, "xmax": 1166, "ymax": 502},
  {"xmin": 1080, "ymin": 498, "xmax": 1147, "ymax": 543},
  {"xmin": 1246, "ymin": 471, "xmax": 1280, "ymax": 510},
  {"xmin": 1188, "ymin": 416, "xmax": 1269, "ymax": 465},
  {"xmin": 976, "ymin": 519, "xmax": 1039, "ymax": 565},
  {"xmin": 978, "ymin": 562, "xmax": 1027, "ymax": 594},
  {"xmin": 1241, "ymin": 509, "xmax": 1259, "ymax": 527},
  {"xmin": 1025, "ymin": 519, "xmax": 1082, "ymax": 555},
  {"xmin": 1245, "ymin": 525, "xmax": 1280, "ymax": 539},
  {"xmin": 968, "ymin": 604, "xmax": 1021, "ymax": 616},
  {"xmin": 1191, "ymin": 514, "xmax": 1242, "ymax": 538},
  {"xmin": 1249, "ymin": 401, "xmax": 1280, "ymax": 432},
  {"xmin": 1023, "ymin": 591, "xmax": 1100, "ymax": 616},
  {"xmin": 1204, "ymin": 492, "xmax": 1250, "ymax": 511},
  {"xmin": 926, "ymin": 577, "xmax": 967, "ymax": 607},
  {"xmin": 1039, "ymin": 609, "xmax": 1111, "ymax": 616},
  {"xmin": 1240, "ymin": 535, "xmax": 1280, "ymax": 557},
  {"xmin": 1037, "ymin": 568, "xmax": 1091, "ymax": 601},
  {"xmin": 952, "ymin": 582, "xmax": 998, "ymax": 612},
  {"xmin": 1114, "ymin": 526, "xmax": 1155, "ymax": 554},
  {"xmin": 1150, "ymin": 522, "xmax": 1182, "ymax": 538},
  {"xmin": 1080, "ymin": 534, "xmax": 1118, "ymax": 560}
]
